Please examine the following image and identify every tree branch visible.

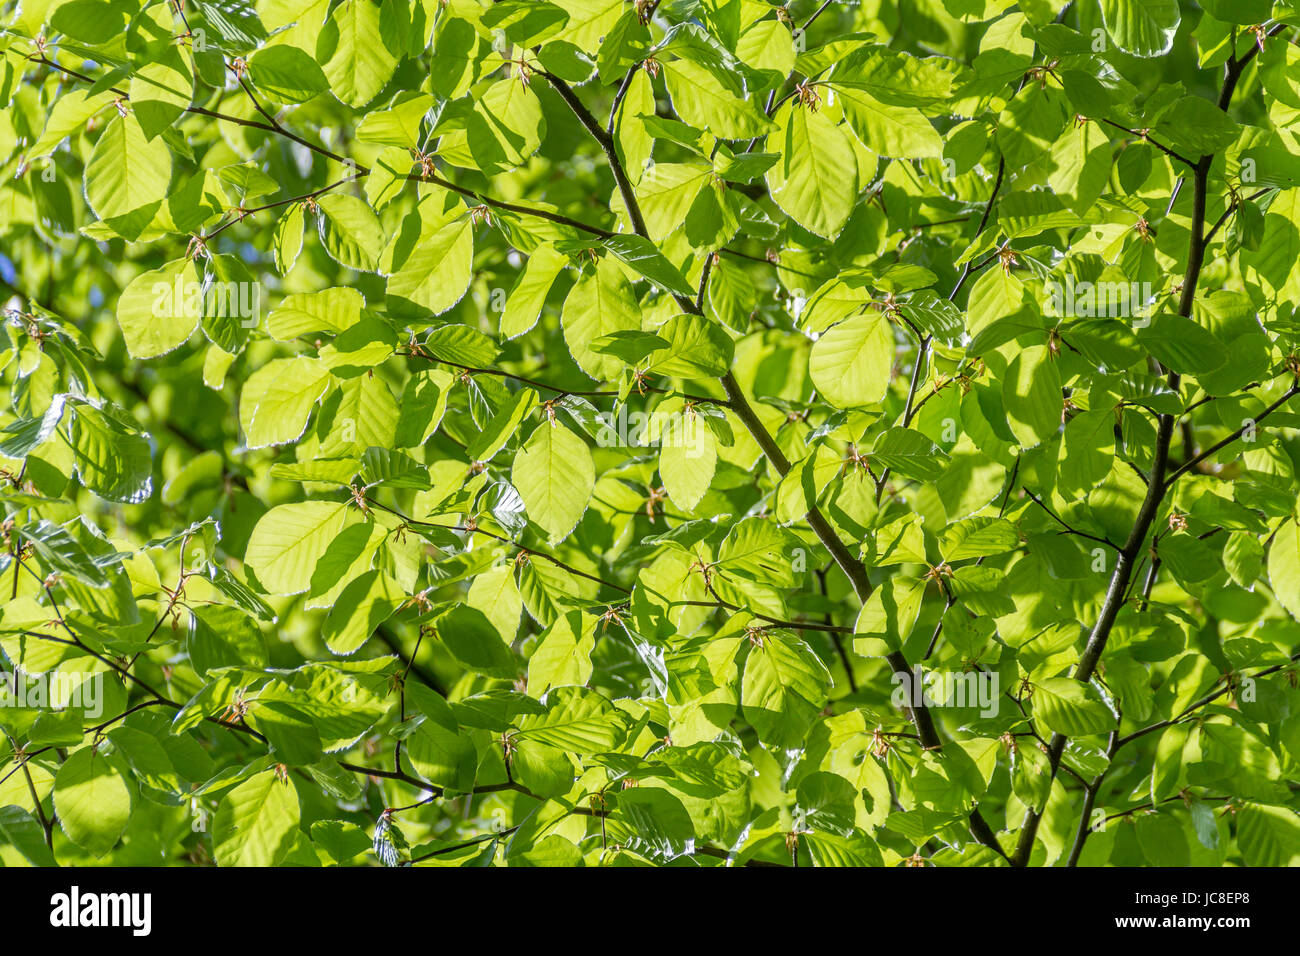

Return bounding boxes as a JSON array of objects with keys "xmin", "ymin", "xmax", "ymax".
[
  {"xmin": 1162, "ymin": 384, "xmax": 1300, "ymax": 487},
  {"xmin": 1011, "ymin": 48, "xmax": 1263, "ymax": 866}
]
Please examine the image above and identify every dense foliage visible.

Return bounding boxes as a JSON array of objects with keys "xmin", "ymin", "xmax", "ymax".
[{"xmin": 2, "ymin": 0, "xmax": 1300, "ymax": 868}]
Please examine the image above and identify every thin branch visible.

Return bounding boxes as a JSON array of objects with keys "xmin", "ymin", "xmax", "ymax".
[
  {"xmin": 1023, "ymin": 490, "xmax": 1121, "ymax": 551},
  {"xmin": 405, "ymin": 170, "xmax": 613, "ymax": 238},
  {"xmin": 206, "ymin": 176, "xmax": 361, "ymax": 239},
  {"xmin": 1162, "ymin": 384, "xmax": 1300, "ymax": 487},
  {"xmin": 1063, "ymin": 731, "xmax": 1119, "ymax": 867},
  {"xmin": 410, "ymin": 826, "xmax": 521, "ymax": 862},
  {"xmin": 363, "ymin": 497, "xmax": 632, "ymax": 595},
  {"xmin": 1115, "ymin": 649, "xmax": 1300, "ymax": 750},
  {"xmin": 341, "ymin": 766, "xmax": 792, "ymax": 866},
  {"xmin": 948, "ymin": 158, "xmax": 1006, "ymax": 304},
  {"xmin": 5, "ymin": 730, "xmax": 52, "ymax": 846},
  {"xmin": 1099, "ymin": 118, "xmax": 1196, "ymax": 169},
  {"xmin": 403, "ymin": 351, "xmax": 728, "ymax": 406},
  {"xmin": 376, "ymin": 624, "xmax": 444, "ymax": 697},
  {"xmin": 817, "ymin": 566, "xmax": 857, "ymax": 693},
  {"xmin": 696, "ymin": 251, "xmax": 716, "ymax": 313},
  {"xmin": 1202, "ymin": 187, "xmax": 1273, "ymax": 248},
  {"xmin": 716, "ymin": 246, "xmax": 824, "ymax": 280},
  {"xmin": 876, "ymin": 157, "xmax": 1005, "ymax": 503},
  {"xmin": 800, "ymin": 0, "xmax": 838, "ymax": 33},
  {"xmin": 605, "ymin": 0, "xmax": 662, "ymax": 134},
  {"xmin": 30, "ymin": 54, "xmax": 352, "ymax": 166}
]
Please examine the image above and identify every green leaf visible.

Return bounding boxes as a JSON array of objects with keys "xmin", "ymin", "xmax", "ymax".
[
  {"xmin": 29, "ymin": 89, "xmax": 115, "ymax": 158},
  {"xmin": 404, "ymin": 691, "xmax": 477, "ymax": 791},
  {"xmin": 1011, "ymin": 739, "xmax": 1052, "ymax": 812},
  {"xmin": 50, "ymin": 0, "xmax": 130, "ymax": 43},
  {"xmin": 870, "ymin": 427, "xmax": 949, "ymax": 481},
  {"xmin": 0, "ymin": 805, "xmax": 57, "ymax": 866},
  {"xmin": 250, "ymin": 45, "xmax": 331, "ymax": 103},
  {"xmin": 394, "ymin": 370, "xmax": 452, "ymax": 448},
  {"xmin": 741, "ymin": 632, "xmax": 832, "ymax": 749},
  {"xmin": 245, "ymin": 501, "xmax": 361, "ymax": 596},
  {"xmin": 595, "ymin": 8, "xmax": 649, "ymax": 83},
  {"xmin": 1200, "ymin": 0, "xmax": 1272, "ymax": 23},
  {"xmin": 835, "ymin": 86, "xmax": 943, "ymax": 159},
  {"xmin": 1235, "ymin": 803, "xmax": 1300, "ymax": 866},
  {"xmin": 854, "ymin": 575, "xmax": 924, "ymax": 656},
  {"xmin": 188, "ymin": 605, "xmax": 268, "ymax": 677},
  {"xmin": 501, "ymin": 246, "xmax": 568, "ymax": 339},
  {"xmin": 357, "ymin": 95, "xmax": 436, "ymax": 151},
  {"xmin": 386, "ymin": 219, "xmax": 474, "ymax": 318},
  {"xmin": 602, "ymin": 235, "xmax": 695, "ymax": 298},
  {"xmin": 1137, "ymin": 314, "xmax": 1229, "ymax": 377},
  {"xmin": 510, "ymin": 739, "xmax": 575, "ymax": 799},
  {"xmin": 940, "ymin": 517, "xmax": 1019, "ymax": 561},
  {"xmin": 516, "ymin": 686, "xmax": 626, "ymax": 753},
  {"xmin": 512, "ymin": 421, "xmax": 595, "ymax": 541},
  {"xmin": 659, "ymin": 407, "xmax": 717, "ymax": 511},
  {"xmin": 84, "ymin": 114, "xmax": 172, "ymax": 224},
  {"xmin": 1002, "ymin": 345, "xmax": 1062, "ymax": 448},
  {"xmin": 1032, "ymin": 678, "xmax": 1116, "ymax": 737},
  {"xmin": 633, "ymin": 162, "xmax": 712, "ymax": 240},
  {"xmin": 527, "ymin": 610, "xmax": 595, "ymax": 693},
  {"xmin": 796, "ymin": 771, "xmax": 858, "ymax": 837},
  {"xmin": 561, "ymin": 258, "xmax": 642, "ymax": 381},
  {"xmin": 1136, "ymin": 812, "xmax": 1189, "ymax": 866},
  {"xmin": 765, "ymin": 102, "xmax": 859, "ymax": 239},
  {"xmin": 320, "ymin": 0, "xmax": 399, "ymax": 108},
  {"xmin": 70, "ymin": 404, "xmax": 153, "ymax": 504},
  {"xmin": 809, "ymin": 314, "xmax": 892, "ymax": 408},
  {"xmin": 613, "ymin": 787, "xmax": 695, "ymax": 858},
  {"xmin": 240, "ymin": 356, "xmax": 332, "ymax": 449},
  {"xmin": 1268, "ymin": 519, "xmax": 1300, "ymax": 623},
  {"xmin": 1099, "ymin": 0, "xmax": 1180, "ymax": 58},
  {"xmin": 664, "ymin": 59, "xmax": 773, "ymax": 140},
  {"xmin": 1059, "ymin": 407, "xmax": 1115, "ymax": 497},
  {"xmin": 273, "ymin": 202, "xmax": 306, "ymax": 274},
  {"xmin": 899, "ymin": 291, "xmax": 964, "ymax": 347},
  {"xmin": 831, "ymin": 47, "xmax": 955, "ymax": 106},
  {"xmin": 14, "ymin": 520, "xmax": 112, "ymax": 588},
  {"xmin": 466, "ymin": 388, "xmax": 538, "ymax": 462},
  {"xmin": 213, "ymin": 771, "xmax": 302, "ymax": 867},
  {"xmin": 718, "ymin": 518, "xmax": 798, "ymax": 586},
  {"xmin": 322, "ymin": 570, "xmax": 404, "ymax": 655},
  {"xmin": 129, "ymin": 48, "xmax": 193, "ymax": 140},
  {"xmin": 592, "ymin": 330, "xmax": 670, "ymax": 365},
  {"xmin": 53, "ymin": 747, "xmax": 133, "ymax": 858},
  {"xmin": 643, "ymin": 313, "xmax": 734, "ymax": 378},
  {"xmin": 267, "ymin": 287, "xmax": 364, "ymax": 341},
  {"xmin": 311, "ymin": 820, "xmax": 373, "ymax": 864},
  {"xmin": 1155, "ymin": 97, "xmax": 1239, "ymax": 157},
  {"xmin": 804, "ymin": 830, "xmax": 885, "ymax": 867},
  {"xmin": 484, "ymin": 0, "xmax": 571, "ymax": 47},
  {"xmin": 114, "ymin": 258, "xmax": 202, "ymax": 359},
  {"xmin": 317, "ymin": 194, "xmax": 385, "ymax": 273},
  {"xmin": 439, "ymin": 79, "xmax": 546, "ymax": 174},
  {"xmin": 436, "ymin": 604, "xmax": 516, "ymax": 677}
]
